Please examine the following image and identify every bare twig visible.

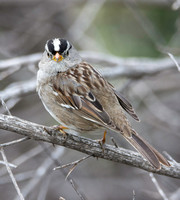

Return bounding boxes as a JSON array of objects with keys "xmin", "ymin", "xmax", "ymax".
[
  {"xmin": 54, "ymin": 155, "xmax": 91, "ymax": 180},
  {"xmin": 131, "ymin": 81, "xmax": 180, "ymax": 130},
  {"xmin": 0, "ymin": 147, "xmax": 24, "ymax": 200},
  {"xmin": 167, "ymin": 52, "xmax": 180, "ymax": 72},
  {"xmin": 0, "ymin": 114, "xmax": 179, "ymax": 179},
  {"xmin": 1, "ymin": 98, "xmax": 21, "ymax": 114},
  {"xmin": 0, "ymin": 145, "xmax": 45, "ymax": 177},
  {"xmin": 0, "ymin": 137, "xmax": 29, "ymax": 148},
  {"xmin": 111, "ymin": 137, "xmax": 119, "ymax": 148},
  {"xmin": 81, "ymin": 51, "xmax": 179, "ymax": 78},
  {"xmin": 53, "ymin": 155, "xmax": 91, "ymax": 171},
  {"xmin": 0, "ymin": 79, "xmax": 36, "ymax": 101},
  {"xmin": 69, "ymin": 179, "xmax": 86, "ymax": 200},
  {"xmin": 0, "ymin": 97, "xmax": 12, "ymax": 115},
  {"xmin": 0, "ymin": 161, "xmax": 17, "ymax": 168},
  {"xmin": 59, "ymin": 197, "xmax": 66, "ymax": 200},
  {"xmin": 0, "ymin": 170, "xmax": 34, "ymax": 185},
  {"xmin": 0, "ymin": 53, "xmax": 40, "ymax": 70},
  {"xmin": 163, "ymin": 152, "xmax": 179, "ymax": 165},
  {"xmin": 65, "ymin": 165, "xmax": 77, "ymax": 180},
  {"xmin": 39, "ymin": 143, "xmax": 87, "ymax": 200},
  {"xmin": 14, "ymin": 147, "xmax": 64, "ymax": 200},
  {"xmin": 149, "ymin": 173, "xmax": 169, "ymax": 200},
  {"xmin": 132, "ymin": 190, "xmax": 135, "ymax": 200},
  {"xmin": 37, "ymin": 174, "xmax": 52, "ymax": 200},
  {"xmin": 0, "ymin": 65, "xmax": 21, "ymax": 81},
  {"xmin": 11, "ymin": 145, "xmax": 44, "ymax": 167}
]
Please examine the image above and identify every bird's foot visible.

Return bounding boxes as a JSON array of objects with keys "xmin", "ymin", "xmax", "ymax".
[
  {"xmin": 44, "ymin": 125, "xmax": 69, "ymax": 147},
  {"xmin": 54, "ymin": 125, "xmax": 69, "ymax": 139},
  {"xmin": 44, "ymin": 125, "xmax": 68, "ymax": 138}
]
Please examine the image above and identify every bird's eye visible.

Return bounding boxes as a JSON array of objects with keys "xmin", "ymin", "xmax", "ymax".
[
  {"xmin": 47, "ymin": 52, "xmax": 50, "ymax": 57},
  {"xmin": 66, "ymin": 51, "xmax": 69, "ymax": 56}
]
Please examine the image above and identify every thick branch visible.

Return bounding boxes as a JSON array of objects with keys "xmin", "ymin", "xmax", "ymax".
[{"xmin": 0, "ymin": 114, "xmax": 179, "ymax": 179}]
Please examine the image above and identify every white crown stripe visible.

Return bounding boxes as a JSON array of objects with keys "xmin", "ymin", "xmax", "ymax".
[{"xmin": 53, "ymin": 38, "xmax": 61, "ymax": 51}]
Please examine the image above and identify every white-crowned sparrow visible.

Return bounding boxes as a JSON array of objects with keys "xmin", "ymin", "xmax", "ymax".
[{"xmin": 37, "ymin": 38, "xmax": 170, "ymax": 169}]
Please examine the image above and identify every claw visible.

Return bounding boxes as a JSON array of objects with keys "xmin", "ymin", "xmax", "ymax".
[
  {"xmin": 56, "ymin": 125, "xmax": 69, "ymax": 138},
  {"xmin": 57, "ymin": 125, "xmax": 68, "ymax": 138},
  {"xmin": 59, "ymin": 125, "xmax": 69, "ymax": 130}
]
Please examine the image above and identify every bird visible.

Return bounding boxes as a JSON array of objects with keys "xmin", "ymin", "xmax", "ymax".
[{"xmin": 37, "ymin": 38, "xmax": 170, "ymax": 169}]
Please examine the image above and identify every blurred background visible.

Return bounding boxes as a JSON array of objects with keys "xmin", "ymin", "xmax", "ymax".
[{"xmin": 0, "ymin": 0, "xmax": 180, "ymax": 199}]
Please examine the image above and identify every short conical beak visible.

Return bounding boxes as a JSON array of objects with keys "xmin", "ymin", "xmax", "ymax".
[{"xmin": 53, "ymin": 52, "xmax": 63, "ymax": 62}]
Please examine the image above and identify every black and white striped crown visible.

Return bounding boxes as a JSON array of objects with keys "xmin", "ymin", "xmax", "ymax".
[{"xmin": 45, "ymin": 38, "xmax": 72, "ymax": 55}]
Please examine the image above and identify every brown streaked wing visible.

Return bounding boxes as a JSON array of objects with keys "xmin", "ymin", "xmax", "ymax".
[{"xmin": 53, "ymin": 71, "xmax": 112, "ymax": 126}]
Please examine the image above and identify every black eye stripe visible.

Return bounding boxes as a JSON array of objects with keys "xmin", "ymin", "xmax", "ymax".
[
  {"xmin": 59, "ymin": 39, "xmax": 68, "ymax": 54},
  {"xmin": 47, "ymin": 39, "xmax": 55, "ymax": 55}
]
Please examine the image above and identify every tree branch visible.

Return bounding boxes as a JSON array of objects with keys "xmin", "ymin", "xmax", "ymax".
[
  {"xmin": 0, "ymin": 148, "xmax": 25, "ymax": 200},
  {"xmin": 0, "ymin": 114, "xmax": 179, "ymax": 179},
  {"xmin": 0, "ymin": 52, "xmax": 179, "ymax": 79},
  {"xmin": 81, "ymin": 51, "xmax": 179, "ymax": 78}
]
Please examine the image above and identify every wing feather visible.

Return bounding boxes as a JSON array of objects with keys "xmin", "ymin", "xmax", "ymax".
[
  {"xmin": 113, "ymin": 90, "xmax": 140, "ymax": 121},
  {"xmin": 53, "ymin": 73, "xmax": 112, "ymax": 126}
]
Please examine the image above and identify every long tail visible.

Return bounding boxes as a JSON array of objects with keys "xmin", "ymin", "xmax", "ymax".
[{"xmin": 125, "ymin": 130, "xmax": 170, "ymax": 169}]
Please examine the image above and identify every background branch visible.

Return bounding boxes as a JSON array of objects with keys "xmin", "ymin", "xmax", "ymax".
[
  {"xmin": 0, "ymin": 114, "xmax": 179, "ymax": 179},
  {"xmin": 0, "ymin": 148, "xmax": 24, "ymax": 200},
  {"xmin": 0, "ymin": 52, "xmax": 179, "ymax": 77}
]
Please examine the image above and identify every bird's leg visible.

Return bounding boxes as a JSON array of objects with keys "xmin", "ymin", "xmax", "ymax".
[
  {"xmin": 102, "ymin": 130, "xmax": 107, "ymax": 144},
  {"xmin": 96, "ymin": 130, "xmax": 107, "ymax": 151}
]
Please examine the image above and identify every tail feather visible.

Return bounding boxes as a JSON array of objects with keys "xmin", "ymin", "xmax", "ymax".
[
  {"xmin": 125, "ymin": 131, "xmax": 170, "ymax": 169},
  {"xmin": 144, "ymin": 142, "xmax": 170, "ymax": 167}
]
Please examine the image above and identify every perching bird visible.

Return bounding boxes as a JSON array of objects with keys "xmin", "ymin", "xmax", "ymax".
[{"xmin": 37, "ymin": 38, "xmax": 170, "ymax": 169}]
